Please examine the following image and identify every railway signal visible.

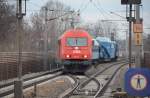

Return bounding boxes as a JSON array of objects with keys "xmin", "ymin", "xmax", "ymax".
[
  {"xmin": 121, "ymin": 0, "xmax": 142, "ymax": 68},
  {"xmin": 134, "ymin": 33, "xmax": 142, "ymax": 46},
  {"xmin": 121, "ymin": 0, "xmax": 141, "ymax": 4},
  {"xmin": 133, "ymin": 20, "xmax": 143, "ymax": 46},
  {"xmin": 133, "ymin": 20, "xmax": 143, "ymax": 33},
  {"xmin": 121, "ymin": 1, "xmax": 133, "ymax": 67},
  {"xmin": 121, "ymin": 0, "xmax": 128, "ymax": 4}
]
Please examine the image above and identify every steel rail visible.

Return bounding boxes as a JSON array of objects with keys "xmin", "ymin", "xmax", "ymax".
[
  {"xmin": 0, "ymin": 68, "xmax": 62, "ymax": 88},
  {"xmin": 0, "ymin": 70, "xmax": 63, "ymax": 97},
  {"xmin": 78, "ymin": 60, "xmax": 128, "ymax": 90},
  {"xmin": 59, "ymin": 75, "xmax": 79, "ymax": 98},
  {"xmin": 60, "ymin": 59, "xmax": 129, "ymax": 97},
  {"xmin": 94, "ymin": 62, "xmax": 128, "ymax": 98}
]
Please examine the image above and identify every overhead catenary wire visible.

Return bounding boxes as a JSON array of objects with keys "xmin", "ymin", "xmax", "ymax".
[
  {"xmin": 96, "ymin": 0, "xmax": 117, "ymax": 19},
  {"xmin": 46, "ymin": 11, "xmax": 74, "ymax": 21},
  {"xmin": 94, "ymin": 0, "xmax": 127, "ymax": 21},
  {"xmin": 26, "ymin": 0, "xmax": 67, "ymax": 14},
  {"xmin": 75, "ymin": 0, "xmax": 108, "ymax": 31},
  {"xmin": 110, "ymin": 11, "xmax": 126, "ymax": 19},
  {"xmin": 90, "ymin": 0, "xmax": 113, "ymax": 35},
  {"xmin": 92, "ymin": 0, "xmax": 129, "ymax": 38},
  {"xmin": 25, "ymin": 0, "xmax": 75, "ymax": 21},
  {"xmin": 89, "ymin": 0, "xmax": 112, "ymax": 36},
  {"xmin": 78, "ymin": 0, "xmax": 87, "ymax": 11},
  {"xmin": 79, "ymin": 0, "xmax": 91, "ymax": 13},
  {"xmin": 91, "ymin": 0, "xmax": 109, "ymax": 19}
]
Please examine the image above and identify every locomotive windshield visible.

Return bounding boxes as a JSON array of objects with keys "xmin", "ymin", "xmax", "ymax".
[{"xmin": 67, "ymin": 38, "xmax": 87, "ymax": 46}]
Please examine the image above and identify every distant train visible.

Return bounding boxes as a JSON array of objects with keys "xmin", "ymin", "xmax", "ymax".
[
  {"xmin": 57, "ymin": 28, "xmax": 118, "ymax": 73},
  {"xmin": 57, "ymin": 28, "xmax": 93, "ymax": 72},
  {"xmin": 92, "ymin": 37, "xmax": 118, "ymax": 63}
]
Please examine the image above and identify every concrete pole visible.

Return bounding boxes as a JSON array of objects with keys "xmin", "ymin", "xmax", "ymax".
[
  {"xmin": 43, "ymin": 7, "xmax": 48, "ymax": 71},
  {"xmin": 126, "ymin": 30, "xmax": 129, "ymax": 58},
  {"xmin": 135, "ymin": 5, "xmax": 142, "ymax": 68},
  {"xmin": 17, "ymin": 0, "xmax": 23, "ymax": 80},
  {"xmin": 129, "ymin": 4, "xmax": 132, "ymax": 67},
  {"xmin": 135, "ymin": 4, "xmax": 143, "ymax": 98},
  {"xmin": 14, "ymin": 0, "xmax": 23, "ymax": 98},
  {"xmin": 34, "ymin": 83, "xmax": 37, "ymax": 97}
]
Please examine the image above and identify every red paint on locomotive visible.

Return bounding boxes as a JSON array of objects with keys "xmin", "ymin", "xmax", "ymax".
[{"xmin": 58, "ymin": 28, "xmax": 93, "ymax": 61}]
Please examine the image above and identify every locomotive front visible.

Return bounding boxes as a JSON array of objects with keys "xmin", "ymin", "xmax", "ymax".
[{"xmin": 58, "ymin": 29, "xmax": 92, "ymax": 72}]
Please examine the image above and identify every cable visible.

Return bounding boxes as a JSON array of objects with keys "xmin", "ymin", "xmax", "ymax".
[
  {"xmin": 95, "ymin": 0, "xmax": 126, "ymax": 20},
  {"xmin": 110, "ymin": 11, "xmax": 126, "ymax": 19},
  {"xmin": 79, "ymin": 0, "xmax": 91, "ymax": 13},
  {"xmin": 93, "ymin": 0, "xmax": 110, "ymax": 19},
  {"xmin": 91, "ymin": 0, "xmax": 123, "ymax": 37},
  {"xmin": 47, "ymin": 11, "xmax": 74, "ymax": 21},
  {"xmin": 89, "ymin": 0, "xmax": 108, "ymax": 33},
  {"xmin": 90, "ymin": 1, "xmax": 107, "ymax": 19},
  {"xmin": 78, "ymin": 0, "xmax": 86, "ymax": 11}
]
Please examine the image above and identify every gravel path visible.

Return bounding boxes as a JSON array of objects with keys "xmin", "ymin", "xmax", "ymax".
[{"xmin": 23, "ymin": 76, "xmax": 74, "ymax": 98}]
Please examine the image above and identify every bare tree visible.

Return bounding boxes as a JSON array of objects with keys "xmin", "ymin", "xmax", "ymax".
[
  {"xmin": 29, "ymin": 0, "xmax": 74, "ymax": 52},
  {"xmin": 84, "ymin": 20, "xmax": 118, "ymax": 39},
  {"xmin": 0, "ymin": 0, "xmax": 17, "ymax": 51}
]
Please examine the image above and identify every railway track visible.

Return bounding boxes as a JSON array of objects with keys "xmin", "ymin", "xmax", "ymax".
[
  {"xmin": 0, "ymin": 58, "xmax": 130, "ymax": 98},
  {"xmin": 0, "ymin": 69, "xmax": 63, "ymax": 97},
  {"xmin": 0, "ymin": 68, "xmax": 62, "ymax": 88},
  {"xmin": 94, "ymin": 63, "xmax": 127, "ymax": 98},
  {"xmin": 60, "ymin": 59, "xmax": 129, "ymax": 98},
  {"xmin": 58, "ymin": 75, "xmax": 80, "ymax": 98}
]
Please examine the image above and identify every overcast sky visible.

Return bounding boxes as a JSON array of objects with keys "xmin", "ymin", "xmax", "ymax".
[
  {"xmin": 19, "ymin": 0, "xmax": 150, "ymax": 38},
  {"xmin": 26, "ymin": 0, "xmax": 150, "ymax": 25}
]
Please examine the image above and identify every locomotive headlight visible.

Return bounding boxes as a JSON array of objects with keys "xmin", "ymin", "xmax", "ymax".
[
  {"xmin": 84, "ymin": 55, "xmax": 87, "ymax": 58},
  {"xmin": 74, "ymin": 47, "xmax": 79, "ymax": 50},
  {"xmin": 66, "ymin": 55, "xmax": 70, "ymax": 58}
]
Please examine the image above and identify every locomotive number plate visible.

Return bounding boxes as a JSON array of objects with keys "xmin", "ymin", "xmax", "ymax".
[{"xmin": 73, "ymin": 50, "xmax": 81, "ymax": 54}]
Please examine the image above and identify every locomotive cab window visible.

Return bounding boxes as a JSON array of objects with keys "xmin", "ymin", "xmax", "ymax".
[{"xmin": 67, "ymin": 38, "xmax": 87, "ymax": 46}]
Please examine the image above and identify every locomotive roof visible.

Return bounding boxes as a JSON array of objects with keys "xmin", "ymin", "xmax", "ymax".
[
  {"xmin": 96, "ymin": 37, "xmax": 117, "ymax": 44},
  {"xmin": 65, "ymin": 28, "xmax": 87, "ymax": 33},
  {"xmin": 59, "ymin": 28, "xmax": 91, "ymax": 39},
  {"xmin": 96, "ymin": 37, "xmax": 111, "ymax": 42}
]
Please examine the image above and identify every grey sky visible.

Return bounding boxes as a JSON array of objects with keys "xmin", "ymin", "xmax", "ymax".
[
  {"xmin": 24, "ymin": 0, "xmax": 150, "ymax": 38},
  {"xmin": 26, "ymin": 0, "xmax": 150, "ymax": 24}
]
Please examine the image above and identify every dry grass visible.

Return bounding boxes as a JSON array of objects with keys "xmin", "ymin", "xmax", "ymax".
[{"xmin": 23, "ymin": 77, "xmax": 73, "ymax": 98}]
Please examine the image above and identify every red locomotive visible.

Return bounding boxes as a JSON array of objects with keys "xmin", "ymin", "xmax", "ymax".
[{"xmin": 58, "ymin": 28, "xmax": 93, "ymax": 72}]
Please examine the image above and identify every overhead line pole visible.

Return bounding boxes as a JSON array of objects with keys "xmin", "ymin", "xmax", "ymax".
[
  {"xmin": 17, "ymin": 0, "xmax": 23, "ymax": 81},
  {"xmin": 129, "ymin": 4, "xmax": 132, "ymax": 67},
  {"xmin": 43, "ymin": 8, "xmax": 74, "ymax": 71},
  {"xmin": 135, "ymin": 4, "xmax": 142, "ymax": 68},
  {"xmin": 43, "ymin": 7, "xmax": 48, "ymax": 71},
  {"xmin": 135, "ymin": 4, "xmax": 144, "ymax": 98},
  {"xmin": 14, "ymin": 0, "xmax": 26, "ymax": 98}
]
